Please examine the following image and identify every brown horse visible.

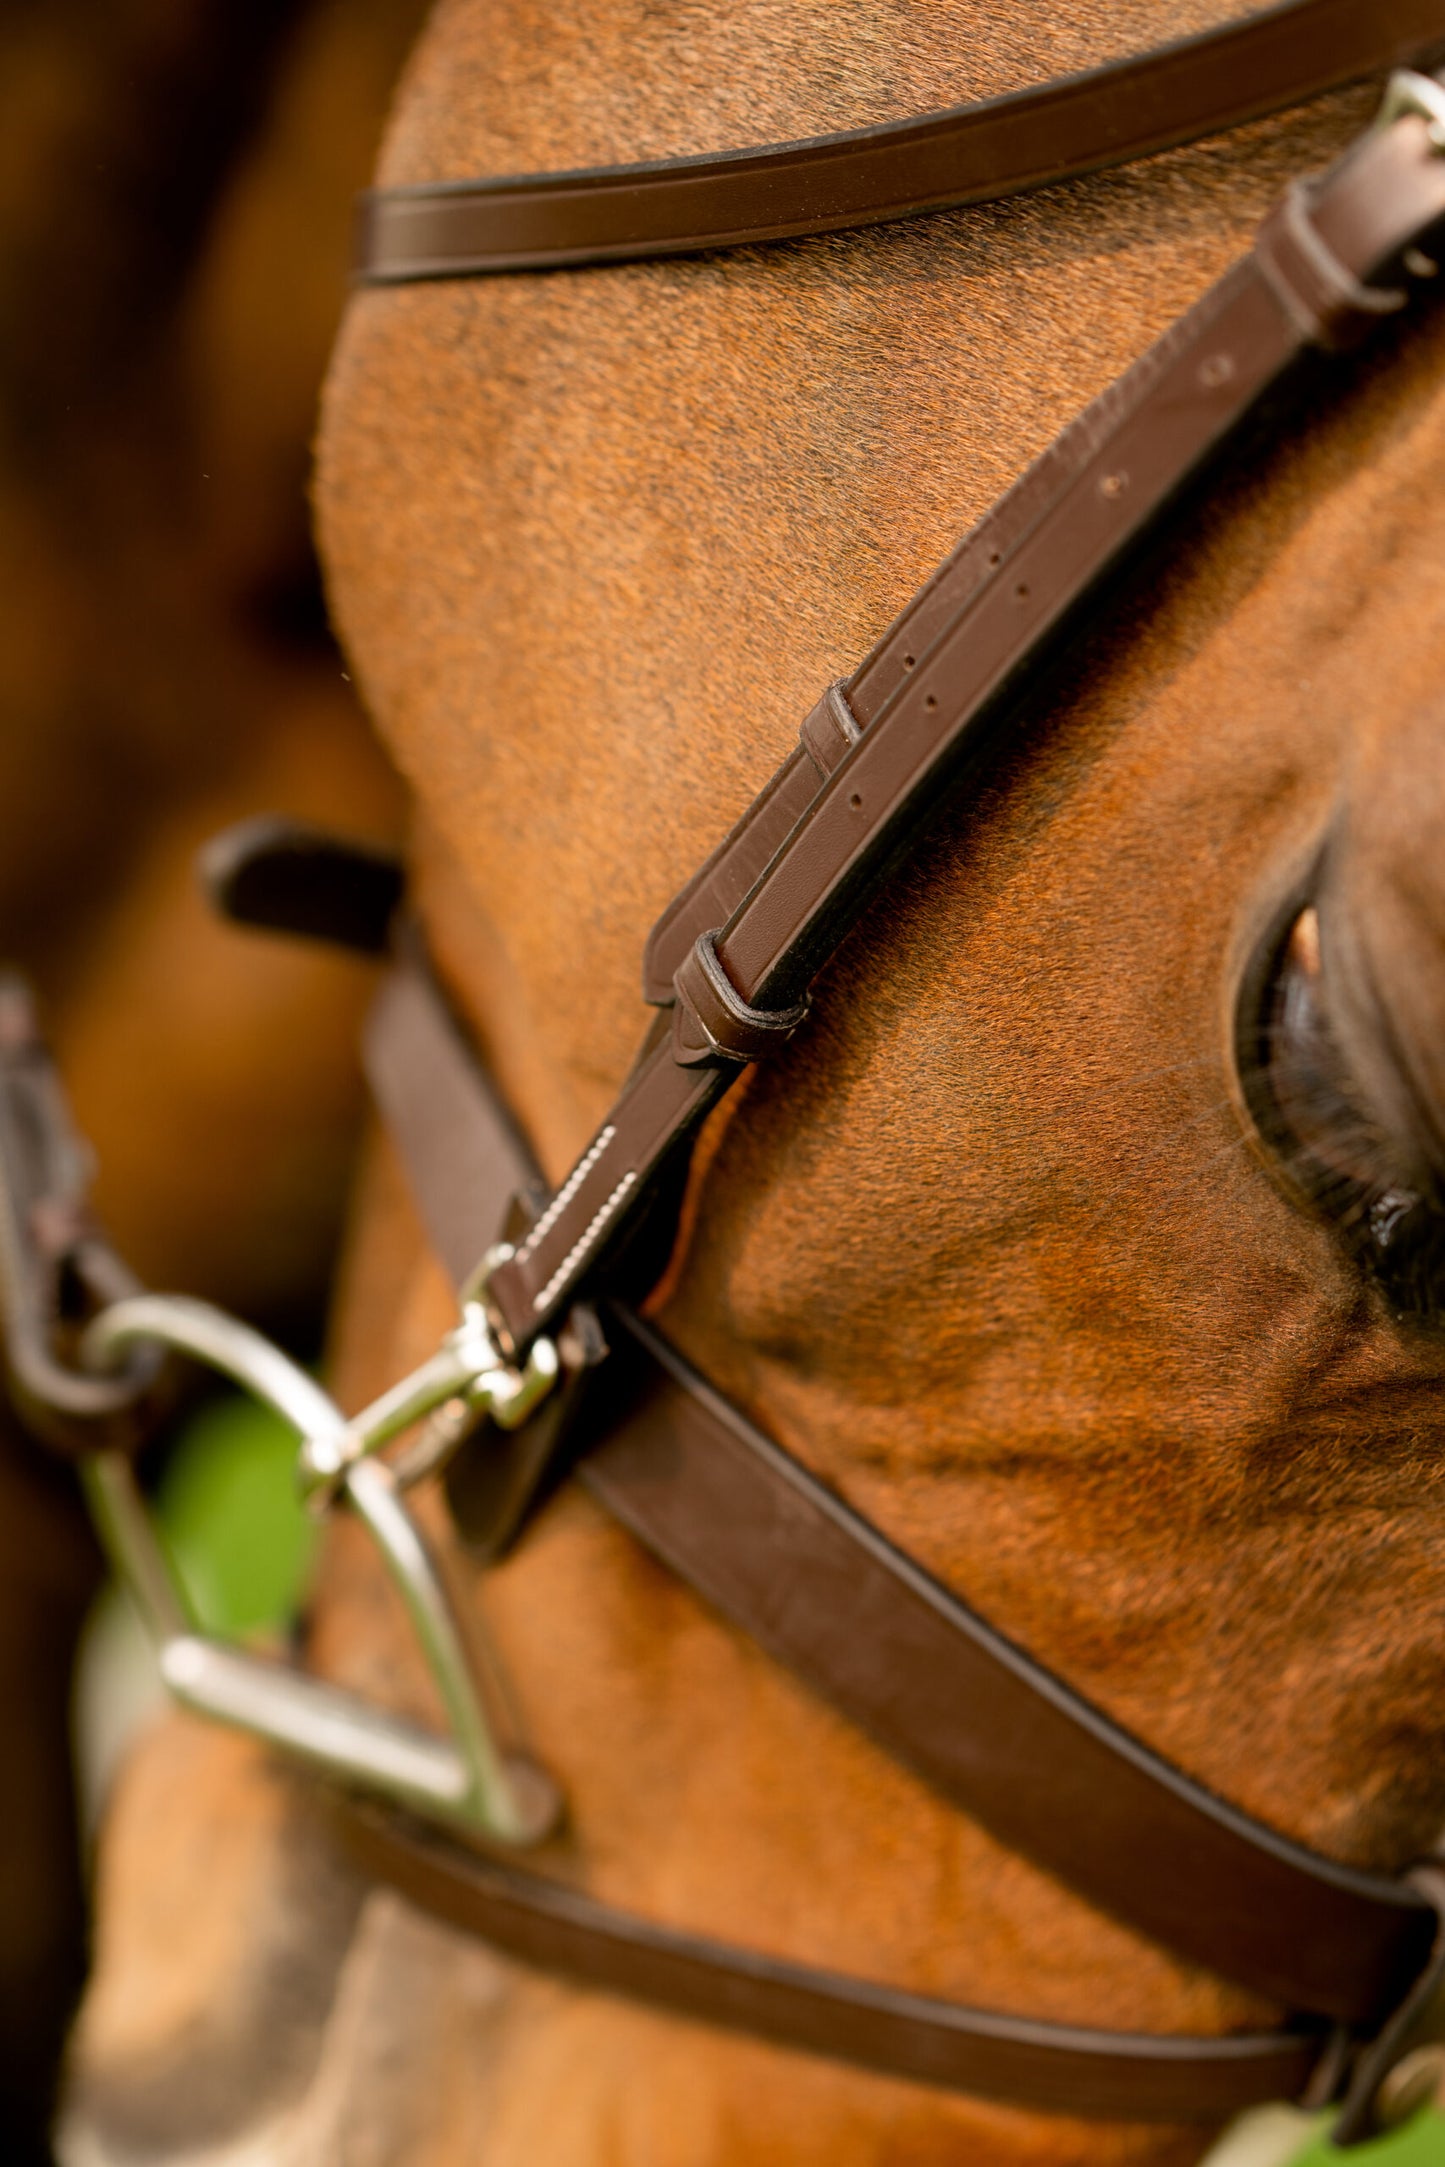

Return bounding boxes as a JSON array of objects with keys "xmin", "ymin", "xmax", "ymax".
[{"xmin": 61, "ymin": 3, "xmax": 1445, "ymax": 2163}]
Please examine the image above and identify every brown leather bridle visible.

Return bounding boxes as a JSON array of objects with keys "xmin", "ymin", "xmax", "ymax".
[{"xmin": 11, "ymin": 0, "xmax": 1445, "ymax": 2148}]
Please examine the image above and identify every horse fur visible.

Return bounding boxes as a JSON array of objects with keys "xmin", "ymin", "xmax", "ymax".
[{"xmin": 66, "ymin": 4, "xmax": 1445, "ymax": 2162}]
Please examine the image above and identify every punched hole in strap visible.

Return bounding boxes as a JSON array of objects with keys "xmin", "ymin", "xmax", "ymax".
[{"xmin": 672, "ymin": 931, "xmax": 809, "ymax": 1067}]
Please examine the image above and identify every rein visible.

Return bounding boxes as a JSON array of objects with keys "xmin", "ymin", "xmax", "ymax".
[{"xmin": 12, "ymin": 12, "xmax": 1445, "ymax": 2149}]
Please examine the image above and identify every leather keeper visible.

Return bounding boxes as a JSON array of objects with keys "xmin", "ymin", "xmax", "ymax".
[
  {"xmin": 1255, "ymin": 178, "xmax": 1407, "ymax": 348},
  {"xmin": 798, "ymin": 681, "xmax": 863, "ymax": 779},
  {"xmin": 672, "ymin": 931, "xmax": 810, "ymax": 1066}
]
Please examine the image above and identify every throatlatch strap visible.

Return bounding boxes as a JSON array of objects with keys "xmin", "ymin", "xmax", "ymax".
[
  {"xmin": 354, "ymin": 0, "xmax": 1445, "ymax": 281},
  {"xmin": 333, "ymin": 1800, "xmax": 1321, "ymax": 2123}
]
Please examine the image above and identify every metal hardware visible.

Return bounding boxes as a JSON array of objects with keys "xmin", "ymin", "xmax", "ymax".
[
  {"xmin": 83, "ymin": 1295, "xmax": 562, "ymax": 1846},
  {"xmin": 1375, "ymin": 2043, "xmax": 1445, "ymax": 2129},
  {"xmin": 290, "ymin": 1291, "xmax": 557, "ymax": 1509},
  {"xmin": 1332, "ymin": 1864, "xmax": 1445, "ymax": 2146},
  {"xmin": 0, "ymin": 975, "xmax": 160, "ymax": 1447},
  {"xmin": 0, "ymin": 977, "xmax": 563, "ymax": 1846},
  {"xmin": 463, "ymin": 1238, "xmax": 522, "ymax": 1358},
  {"xmin": 1376, "ymin": 70, "xmax": 1445, "ymax": 149}
]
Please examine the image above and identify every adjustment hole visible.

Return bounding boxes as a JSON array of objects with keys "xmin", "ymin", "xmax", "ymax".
[
  {"xmin": 849, "ymin": 792, "xmax": 862, "ymax": 810},
  {"xmin": 924, "ymin": 694, "xmax": 937, "ymax": 710},
  {"xmin": 988, "ymin": 550, "xmax": 1002, "ymax": 566},
  {"xmin": 902, "ymin": 654, "xmax": 916, "ymax": 669},
  {"xmin": 1015, "ymin": 582, "xmax": 1029, "ymax": 601}
]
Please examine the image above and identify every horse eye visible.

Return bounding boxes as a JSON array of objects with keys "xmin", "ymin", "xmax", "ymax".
[{"xmin": 1236, "ymin": 904, "xmax": 1445, "ymax": 1313}]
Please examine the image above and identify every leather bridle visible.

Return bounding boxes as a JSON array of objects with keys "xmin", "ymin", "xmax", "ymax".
[{"xmin": 11, "ymin": 0, "xmax": 1445, "ymax": 2148}]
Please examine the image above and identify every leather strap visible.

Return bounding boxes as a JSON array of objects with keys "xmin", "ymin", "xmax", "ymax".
[
  {"xmin": 332, "ymin": 1799, "xmax": 1324, "ymax": 2122},
  {"xmin": 483, "ymin": 108, "xmax": 1445, "ymax": 1354},
  {"xmin": 355, "ymin": 0, "xmax": 1445, "ymax": 281},
  {"xmin": 199, "ymin": 817, "xmax": 404, "ymax": 956},
  {"xmin": 360, "ymin": 948, "xmax": 1437, "ymax": 2035}
]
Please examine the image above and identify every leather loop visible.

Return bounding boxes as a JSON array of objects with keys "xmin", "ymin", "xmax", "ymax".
[
  {"xmin": 200, "ymin": 817, "xmax": 404, "ymax": 955},
  {"xmin": 672, "ymin": 930, "xmax": 810, "ymax": 1066},
  {"xmin": 1256, "ymin": 178, "xmax": 1408, "ymax": 345},
  {"xmin": 798, "ymin": 682, "xmax": 863, "ymax": 779}
]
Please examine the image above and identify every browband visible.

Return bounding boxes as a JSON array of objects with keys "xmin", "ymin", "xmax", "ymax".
[{"xmin": 355, "ymin": 0, "xmax": 1445, "ymax": 281}]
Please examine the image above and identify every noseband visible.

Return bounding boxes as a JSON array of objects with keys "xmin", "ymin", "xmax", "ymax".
[{"xmin": 13, "ymin": 2, "xmax": 1445, "ymax": 2147}]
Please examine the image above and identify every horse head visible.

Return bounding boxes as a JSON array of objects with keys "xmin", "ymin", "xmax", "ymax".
[{"xmin": 63, "ymin": 4, "xmax": 1445, "ymax": 2163}]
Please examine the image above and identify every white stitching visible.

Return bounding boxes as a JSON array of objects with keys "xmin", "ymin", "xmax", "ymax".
[
  {"xmin": 516, "ymin": 1126, "xmax": 616, "ymax": 1261},
  {"xmin": 531, "ymin": 1171, "xmax": 637, "ymax": 1314}
]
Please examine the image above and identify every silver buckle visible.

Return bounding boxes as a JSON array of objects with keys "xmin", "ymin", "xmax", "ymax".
[
  {"xmin": 1376, "ymin": 70, "xmax": 1445, "ymax": 150},
  {"xmin": 82, "ymin": 1291, "xmax": 562, "ymax": 1846},
  {"xmin": 294, "ymin": 1260, "xmax": 556, "ymax": 1508}
]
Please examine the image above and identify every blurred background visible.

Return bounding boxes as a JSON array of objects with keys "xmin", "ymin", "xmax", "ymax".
[{"xmin": 0, "ymin": 1, "xmax": 426, "ymax": 2155}]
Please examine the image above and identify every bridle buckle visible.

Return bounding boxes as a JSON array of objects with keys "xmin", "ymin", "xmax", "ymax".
[
  {"xmin": 295, "ymin": 1243, "xmax": 558, "ymax": 1509},
  {"xmin": 1332, "ymin": 1863, "xmax": 1445, "ymax": 2146},
  {"xmin": 1375, "ymin": 69, "xmax": 1445, "ymax": 151}
]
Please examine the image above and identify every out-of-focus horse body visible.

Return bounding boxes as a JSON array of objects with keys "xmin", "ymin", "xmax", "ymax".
[{"xmin": 62, "ymin": 4, "xmax": 1445, "ymax": 2163}]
